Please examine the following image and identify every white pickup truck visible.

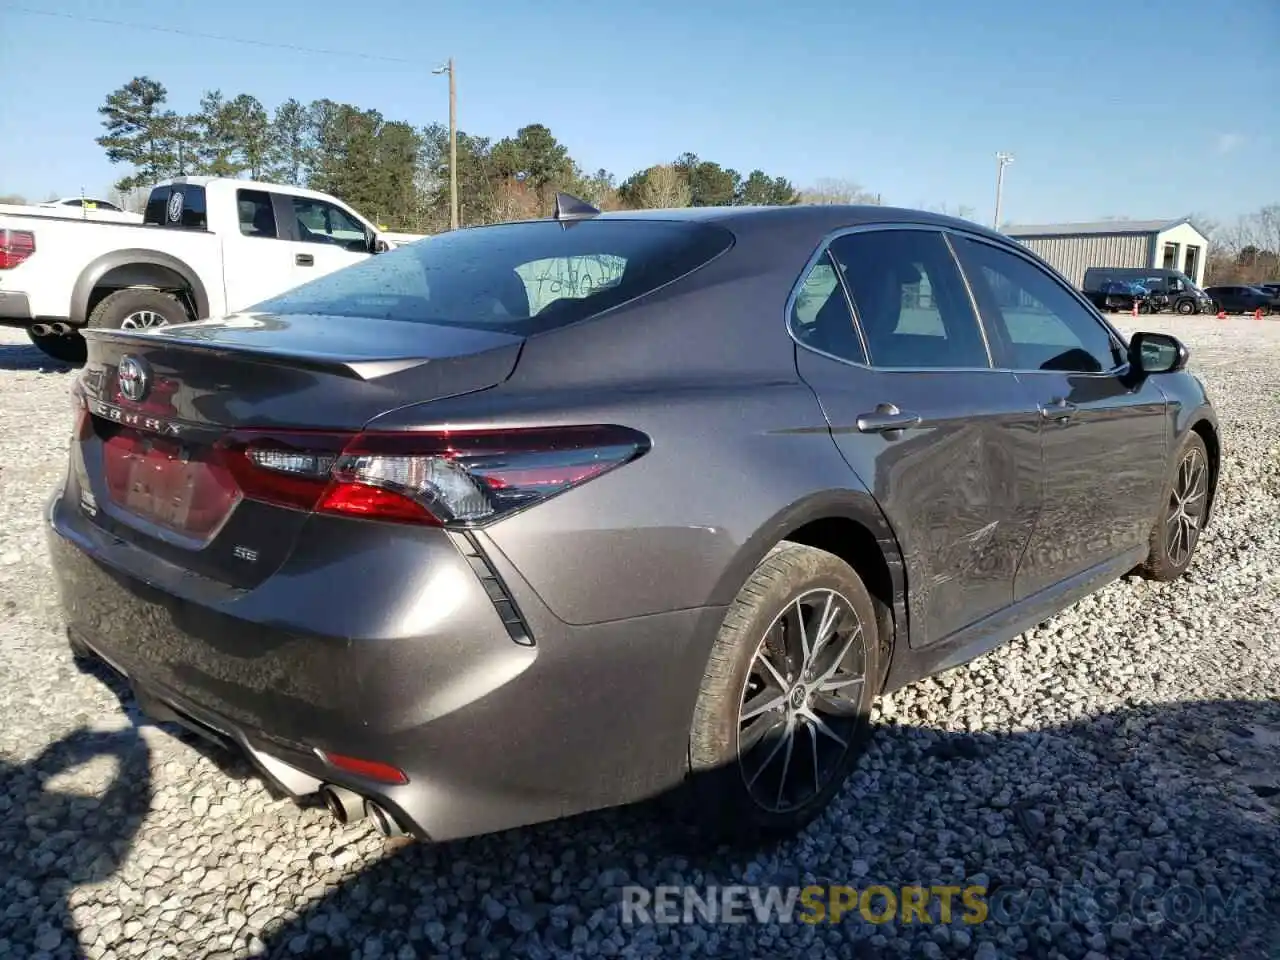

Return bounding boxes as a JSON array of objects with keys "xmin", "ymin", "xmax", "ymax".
[{"xmin": 0, "ymin": 176, "xmax": 427, "ymax": 363}]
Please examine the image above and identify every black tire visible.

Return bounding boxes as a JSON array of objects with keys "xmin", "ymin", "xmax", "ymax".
[
  {"xmin": 1176, "ymin": 299, "xmax": 1195, "ymax": 315},
  {"xmin": 686, "ymin": 541, "xmax": 881, "ymax": 840},
  {"xmin": 27, "ymin": 329, "xmax": 87, "ymax": 365},
  {"xmin": 87, "ymin": 288, "xmax": 190, "ymax": 331},
  {"xmin": 1136, "ymin": 432, "xmax": 1211, "ymax": 582}
]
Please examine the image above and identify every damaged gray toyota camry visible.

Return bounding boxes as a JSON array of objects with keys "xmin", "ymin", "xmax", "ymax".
[{"xmin": 47, "ymin": 197, "xmax": 1219, "ymax": 844}]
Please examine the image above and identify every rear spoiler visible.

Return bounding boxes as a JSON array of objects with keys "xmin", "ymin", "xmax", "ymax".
[{"xmin": 82, "ymin": 326, "xmax": 432, "ymax": 381}]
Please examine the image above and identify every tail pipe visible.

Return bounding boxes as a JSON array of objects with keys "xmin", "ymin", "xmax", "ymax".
[
  {"xmin": 365, "ymin": 798, "xmax": 408, "ymax": 838},
  {"xmin": 50, "ymin": 322, "xmax": 72, "ymax": 335},
  {"xmin": 319, "ymin": 784, "xmax": 365, "ymax": 826},
  {"xmin": 30, "ymin": 323, "xmax": 50, "ymax": 336}
]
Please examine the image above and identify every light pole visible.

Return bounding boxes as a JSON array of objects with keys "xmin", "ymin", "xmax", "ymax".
[
  {"xmin": 993, "ymin": 152, "xmax": 1014, "ymax": 230},
  {"xmin": 432, "ymin": 58, "xmax": 458, "ymax": 230}
]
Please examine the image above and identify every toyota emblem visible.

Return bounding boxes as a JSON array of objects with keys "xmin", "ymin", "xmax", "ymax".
[{"xmin": 118, "ymin": 355, "xmax": 150, "ymax": 403}]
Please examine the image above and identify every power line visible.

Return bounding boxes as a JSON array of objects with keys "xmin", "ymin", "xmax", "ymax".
[{"xmin": 1, "ymin": 4, "xmax": 418, "ymax": 64}]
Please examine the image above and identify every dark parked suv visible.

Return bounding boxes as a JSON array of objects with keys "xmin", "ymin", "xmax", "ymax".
[
  {"xmin": 1203, "ymin": 284, "xmax": 1280, "ymax": 315},
  {"xmin": 48, "ymin": 202, "xmax": 1220, "ymax": 844}
]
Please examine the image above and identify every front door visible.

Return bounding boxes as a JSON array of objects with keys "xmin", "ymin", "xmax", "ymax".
[
  {"xmin": 950, "ymin": 235, "xmax": 1169, "ymax": 599},
  {"xmin": 283, "ymin": 194, "xmax": 374, "ymax": 289},
  {"xmin": 791, "ymin": 227, "xmax": 1043, "ymax": 648}
]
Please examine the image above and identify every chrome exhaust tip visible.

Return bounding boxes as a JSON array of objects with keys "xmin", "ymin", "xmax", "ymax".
[
  {"xmin": 319, "ymin": 784, "xmax": 365, "ymax": 825},
  {"xmin": 50, "ymin": 322, "xmax": 72, "ymax": 335},
  {"xmin": 30, "ymin": 323, "xmax": 51, "ymax": 336},
  {"xmin": 364, "ymin": 799, "xmax": 407, "ymax": 838}
]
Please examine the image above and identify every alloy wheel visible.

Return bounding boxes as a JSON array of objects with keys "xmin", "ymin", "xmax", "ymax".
[
  {"xmin": 1166, "ymin": 446, "xmax": 1208, "ymax": 567},
  {"xmin": 736, "ymin": 588, "xmax": 867, "ymax": 814},
  {"xmin": 120, "ymin": 310, "xmax": 170, "ymax": 330}
]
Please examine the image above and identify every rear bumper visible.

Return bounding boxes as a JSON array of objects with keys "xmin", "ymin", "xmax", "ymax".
[
  {"xmin": 46, "ymin": 489, "xmax": 716, "ymax": 841},
  {"xmin": 0, "ymin": 290, "xmax": 33, "ymax": 324}
]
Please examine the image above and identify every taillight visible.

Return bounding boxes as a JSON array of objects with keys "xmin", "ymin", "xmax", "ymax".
[
  {"xmin": 0, "ymin": 229, "xmax": 35, "ymax": 269},
  {"xmin": 220, "ymin": 425, "xmax": 650, "ymax": 526}
]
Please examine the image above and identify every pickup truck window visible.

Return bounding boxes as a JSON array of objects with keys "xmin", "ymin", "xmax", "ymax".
[
  {"xmin": 144, "ymin": 184, "xmax": 208, "ymax": 230},
  {"xmin": 291, "ymin": 197, "xmax": 368, "ymax": 252},
  {"xmin": 237, "ymin": 190, "xmax": 278, "ymax": 239}
]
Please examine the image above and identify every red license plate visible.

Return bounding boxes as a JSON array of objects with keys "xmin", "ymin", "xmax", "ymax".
[{"xmin": 101, "ymin": 432, "xmax": 240, "ymax": 539}]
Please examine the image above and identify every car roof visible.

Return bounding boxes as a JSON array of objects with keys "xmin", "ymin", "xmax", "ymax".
[{"xmin": 497, "ymin": 203, "xmax": 1010, "ymax": 241}]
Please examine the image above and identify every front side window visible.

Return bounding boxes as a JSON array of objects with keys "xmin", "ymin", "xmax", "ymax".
[
  {"xmin": 826, "ymin": 229, "xmax": 990, "ymax": 368},
  {"xmin": 255, "ymin": 218, "xmax": 735, "ymax": 335},
  {"xmin": 954, "ymin": 237, "xmax": 1125, "ymax": 373},
  {"xmin": 291, "ymin": 198, "xmax": 369, "ymax": 251}
]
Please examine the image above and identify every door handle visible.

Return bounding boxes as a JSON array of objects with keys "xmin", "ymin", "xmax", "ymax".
[
  {"xmin": 856, "ymin": 402, "xmax": 923, "ymax": 435},
  {"xmin": 295, "ymin": 253, "xmax": 315, "ymax": 266},
  {"xmin": 1039, "ymin": 398, "xmax": 1077, "ymax": 421}
]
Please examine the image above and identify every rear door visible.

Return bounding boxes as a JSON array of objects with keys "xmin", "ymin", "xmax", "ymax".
[
  {"xmin": 220, "ymin": 188, "xmax": 299, "ymax": 312},
  {"xmin": 950, "ymin": 234, "xmax": 1168, "ymax": 599},
  {"xmin": 792, "ymin": 226, "xmax": 1043, "ymax": 648}
]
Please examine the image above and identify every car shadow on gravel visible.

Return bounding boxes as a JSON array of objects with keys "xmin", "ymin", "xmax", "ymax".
[
  {"xmin": 227, "ymin": 697, "xmax": 1280, "ymax": 960},
  {"xmin": 0, "ymin": 340, "xmax": 74, "ymax": 373},
  {"xmin": 0, "ymin": 664, "xmax": 152, "ymax": 957}
]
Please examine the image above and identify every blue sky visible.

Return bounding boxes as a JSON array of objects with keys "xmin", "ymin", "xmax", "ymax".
[{"xmin": 1, "ymin": 0, "xmax": 1277, "ymax": 226}]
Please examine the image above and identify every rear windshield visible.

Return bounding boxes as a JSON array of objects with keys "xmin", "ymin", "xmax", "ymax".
[
  {"xmin": 251, "ymin": 218, "xmax": 735, "ymax": 335},
  {"xmin": 143, "ymin": 185, "xmax": 208, "ymax": 230}
]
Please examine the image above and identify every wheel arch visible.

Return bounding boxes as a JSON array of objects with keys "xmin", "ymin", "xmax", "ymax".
[
  {"xmin": 71, "ymin": 249, "xmax": 208, "ymax": 325},
  {"xmin": 1189, "ymin": 416, "xmax": 1221, "ymax": 521},
  {"xmin": 710, "ymin": 490, "xmax": 909, "ymax": 691}
]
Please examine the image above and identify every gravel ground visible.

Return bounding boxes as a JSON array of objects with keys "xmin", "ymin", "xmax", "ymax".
[{"xmin": 1, "ymin": 315, "xmax": 1278, "ymax": 960}]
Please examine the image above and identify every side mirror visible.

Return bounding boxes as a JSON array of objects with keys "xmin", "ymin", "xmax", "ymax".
[{"xmin": 1129, "ymin": 331, "xmax": 1188, "ymax": 375}]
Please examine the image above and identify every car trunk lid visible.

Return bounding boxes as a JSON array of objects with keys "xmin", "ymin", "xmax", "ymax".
[{"xmin": 71, "ymin": 312, "xmax": 522, "ymax": 587}]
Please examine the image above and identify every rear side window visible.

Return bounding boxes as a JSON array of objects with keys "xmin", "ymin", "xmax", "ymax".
[
  {"xmin": 253, "ymin": 219, "xmax": 735, "ymax": 334},
  {"xmin": 825, "ymin": 229, "xmax": 990, "ymax": 369},
  {"xmin": 143, "ymin": 185, "xmax": 208, "ymax": 230},
  {"xmin": 789, "ymin": 257, "xmax": 867, "ymax": 364},
  {"xmin": 237, "ymin": 190, "xmax": 278, "ymax": 238}
]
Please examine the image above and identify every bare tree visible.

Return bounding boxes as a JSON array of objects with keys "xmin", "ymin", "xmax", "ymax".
[
  {"xmin": 636, "ymin": 165, "xmax": 691, "ymax": 209},
  {"xmin": 1204, "ymin": 203, "xmax": 1280, "ymax": 285},
  {"xmin": 491, "ymin": 177, "xmax": 541, "ymax": 223},
  {"xmin": 925, "ymin": 201, "xmax": 977, "ymax": 222},
  {"xmin": 109, "ymin": 185, "xmax": 151, "ymax": 213},
  {"xmin": 800, "ymin": 178, "xmax": 880, "ymax": 205}
]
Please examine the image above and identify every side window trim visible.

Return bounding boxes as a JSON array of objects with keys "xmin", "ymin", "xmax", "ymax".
[
  {"xmin": 785, "ymin": 223, "xmax": 998, "ymax": 372},
  {"xmin": 952, "ymin": 232, "xmax": 1131, "ymax": 376},
  {"xmin": 827, "ymin": 248, "xmax": 871, "ymax": 366}
]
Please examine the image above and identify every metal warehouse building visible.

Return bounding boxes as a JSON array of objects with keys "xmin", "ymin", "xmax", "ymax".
[{"xmin": 1004, "ymin": 218, "xmax": 1211, "ymax": 290}]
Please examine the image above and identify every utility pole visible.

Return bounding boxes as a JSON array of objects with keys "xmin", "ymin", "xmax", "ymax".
[
  {"xmin": 993, "ymin": 152, "xmax": 1014, "ymax": 230},
  {"xmin": 433, "ymin": 58, "xmax": 459, "ymax": 229}
]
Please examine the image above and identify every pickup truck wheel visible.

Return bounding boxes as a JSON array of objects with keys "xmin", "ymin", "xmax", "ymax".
[
  {"xmin": 27, "ymin": 330, "xmax": 87, "ymax": 365},
  {"xmin": 87, "ymin": 289, "xmax": 189, "ymax": 331}
]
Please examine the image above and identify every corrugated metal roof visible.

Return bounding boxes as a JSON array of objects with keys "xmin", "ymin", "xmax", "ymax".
[{"xmin": 1005, "ymin": 217, "xmax": 1189, "ymax": 237}]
